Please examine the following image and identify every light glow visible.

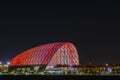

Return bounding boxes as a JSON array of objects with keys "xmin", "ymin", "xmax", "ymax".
[{"xmin": 10, "ymin": 42, "xmax": 79, "ymax": 69}]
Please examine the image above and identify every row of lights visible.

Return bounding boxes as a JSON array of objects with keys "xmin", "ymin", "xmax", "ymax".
[{"xmin": 0, "ymin": 61, "xmax": 10, "ymax": 65}]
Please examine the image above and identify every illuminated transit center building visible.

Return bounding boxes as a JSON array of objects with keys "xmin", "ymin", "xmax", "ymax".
[{"xmin": 10, "ymin": 42, "xmax": 79, "ymax": 71}]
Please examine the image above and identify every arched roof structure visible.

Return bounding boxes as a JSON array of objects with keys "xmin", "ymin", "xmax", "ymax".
[{"xmin": 10, "ymin": 42, "xmax": 79, "ymax": 67}]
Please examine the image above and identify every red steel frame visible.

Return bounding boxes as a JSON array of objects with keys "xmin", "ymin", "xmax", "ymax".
[{"xmin": 10, "ymin": 42, "xmax": 79, "ymax": 67}]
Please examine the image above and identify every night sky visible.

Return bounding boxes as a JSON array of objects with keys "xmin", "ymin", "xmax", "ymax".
[{"xmin": 0, "ymin": 2, "xmax": 120, "ymax": 64}]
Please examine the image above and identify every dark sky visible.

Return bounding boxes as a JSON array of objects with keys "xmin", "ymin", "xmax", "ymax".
[{"xmin": 0, "ymin": 1, "xmax": 120, "ymax": 64}]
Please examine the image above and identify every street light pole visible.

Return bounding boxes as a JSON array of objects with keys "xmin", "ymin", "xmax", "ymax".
[
  {"xmin": 6, "ymin": 62, "xmax": 10, "ymax": 72},
  {"xmin": 0, "ymin": 62, "xmax": 2, "ymax": 72}
]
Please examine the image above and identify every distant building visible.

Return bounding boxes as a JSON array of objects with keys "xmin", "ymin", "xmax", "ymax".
[
  {"xmin": 9, "ymin": 42, "xmax": 79, "ymax": 71},
  {"xmin": 0, "ymin": 64, "xmax": 9, "ymax": 72}
]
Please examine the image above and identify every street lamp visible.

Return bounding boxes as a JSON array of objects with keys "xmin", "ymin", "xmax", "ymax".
[
  {"xmin": 106, "ymin": 64, "xmax": 108, "ymax": 66},
  {"xmin": 0, "ymin": 62, "xmax": 2, "ymax": 64},
  {"xmin": 6, "ymin": 62, "xmax": 10, "ymax": 72},
  {"xmin": 0, "ymin": 62, "xmax": 3, "ymax": 72},
  {"xmin": 7, "ymin": 62, "xmax": 10, "ymax": 65}
]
